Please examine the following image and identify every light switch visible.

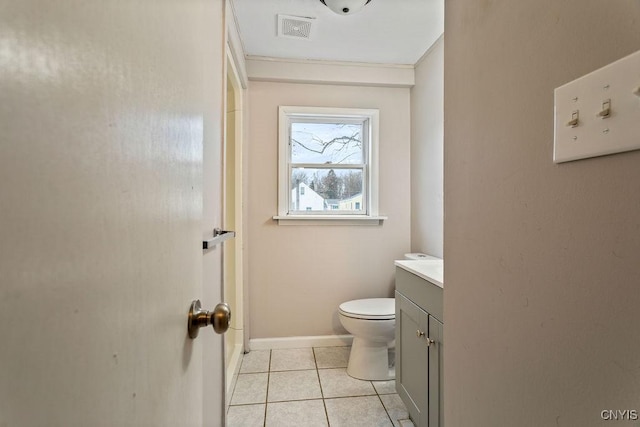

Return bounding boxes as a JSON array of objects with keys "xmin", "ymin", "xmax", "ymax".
[
  {"xmin": 596, "ymin": 99, "xmax": 611, "ymax": 119},
  {"xmin": 553, "ymin": 49, "xmax": 640, "ymax": 163},
  {"xmin": 566, "ymin": 110, "xmax": 579, "ymax": 127}
]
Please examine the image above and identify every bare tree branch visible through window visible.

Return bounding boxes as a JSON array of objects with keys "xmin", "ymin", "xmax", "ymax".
[{"xmin": 292, "ymin": 133, "xmax": 361, "ymax": 160}]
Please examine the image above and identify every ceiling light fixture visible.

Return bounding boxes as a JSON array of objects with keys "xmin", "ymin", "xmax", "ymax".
[{"xmin": 319, "ymin": 0, "xmax": 372, "ymax": 15}]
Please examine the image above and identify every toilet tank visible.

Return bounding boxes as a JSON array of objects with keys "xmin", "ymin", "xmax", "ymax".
[{"xmin": 404, "ymin": 253, "xmax": 441, "ymax": 261}]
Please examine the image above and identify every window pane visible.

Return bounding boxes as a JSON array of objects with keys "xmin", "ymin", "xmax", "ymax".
[
  {"xmin": 291, "ymin": 122, "xmax": 363, "ymax": 165},
  {"xmin": 290, "ymin": 168, "xmax": 364, "ymax": 212}
]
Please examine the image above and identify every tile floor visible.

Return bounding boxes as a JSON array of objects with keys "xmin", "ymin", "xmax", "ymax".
[{"xmin": 227, "ymin": 346, "xmax": 415, "ymax": 427}]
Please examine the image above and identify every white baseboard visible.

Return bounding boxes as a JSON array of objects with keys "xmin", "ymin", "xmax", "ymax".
[{"xmin": 249, "ymin": 334, "xmax": 353, "ymax": 351}]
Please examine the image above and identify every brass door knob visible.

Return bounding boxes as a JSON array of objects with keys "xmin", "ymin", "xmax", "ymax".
[{"xmin": 188, "ymin": 300, "xmax": 231, "ymax": 339}]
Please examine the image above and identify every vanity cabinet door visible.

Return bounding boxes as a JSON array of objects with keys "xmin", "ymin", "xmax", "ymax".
[
  {"xmin": 428, "ymin": 315, "xmax": 443, "ymax": 427},
  {"xmin": 396, "ymin": 291, "xmax": 429, "ymax": 426}
]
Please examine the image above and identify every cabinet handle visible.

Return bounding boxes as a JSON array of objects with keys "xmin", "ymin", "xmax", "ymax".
[
  {"xmin": 416, "ymin": 329, "xmax": 425, "ymax": 338},
  {"xmin": 425, "ymin": 337, "xmax": 435, "ymax": 346}
]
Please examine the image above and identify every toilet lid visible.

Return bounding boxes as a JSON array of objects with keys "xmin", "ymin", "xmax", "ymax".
[{"xmin": 339, "ymin": 298, "xmax": 395, "ymax": 320}]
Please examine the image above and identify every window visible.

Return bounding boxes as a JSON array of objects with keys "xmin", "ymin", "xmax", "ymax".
[{"xmin": 276, "ymin": 106, "xmax": 384, "ymax": 225}]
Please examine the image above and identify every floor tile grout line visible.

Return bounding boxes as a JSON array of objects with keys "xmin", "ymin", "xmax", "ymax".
[
  {"xmin": 263, "ymin": 349, "xmax": 271, "ymax": 427},
  {"xmin": 258, "ymin": 397, "xmax": 328, "ymax": 404},
  {"xmin": 269, "ymin": 347, "xmax": 317, "ymax": 372},
  {"xmin": 227, "ymin": 366, "xmax": 240, "ymax": 414},
  {"xmin": 227, "ymin": 350, "xmax": 253, "ymax": 410},
  {"xmin": 313, "ymin": 347, "xmax": 331, "ymax": 427},
  {"xmin": 238, "ymin": 349, "xmax": 271, "ymax": 375},
  {"xmin": 229, "ymin": 373, "xmax": 269, "ymax": 407},
  {"xmin": 322, "ymin": 395, "xmax": 397, "ymax": 426},
  {"xmin": 322, "ymin": 395, "xmax": 380, "ymax": 401},
  {"xmin": 376, "ymin": 392, "xmax": 397, "ymax": 426},
  {"xmin": 227, "ymin": 402, "xmax": 268, "ymax": 408},
  {"xmin": 324, "ymin": 391, "xmax": 379, "ymax": 399},
  {"xmin": 269, "ymin": 367, "xmax": 318, "ymax": 373}
]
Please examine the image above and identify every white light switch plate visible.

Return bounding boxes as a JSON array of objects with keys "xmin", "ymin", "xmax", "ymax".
[{"xmin": 554, "ymin": 49, "xmax": 640, "ymax": 163}]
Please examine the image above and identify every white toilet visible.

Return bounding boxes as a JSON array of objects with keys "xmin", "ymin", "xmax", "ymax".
[
  {"xmin": 338, "ymin": 253, "xmax": 440, "ymax": 381},
  {"xmin": 338, "ymin": 298, "xmax": 396, "ymax": 381}
]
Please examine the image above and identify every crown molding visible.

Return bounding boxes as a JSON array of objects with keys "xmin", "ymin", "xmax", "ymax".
[{"xmin": 245, "ymin": 55, "xmax": 415, "ymax": 88}]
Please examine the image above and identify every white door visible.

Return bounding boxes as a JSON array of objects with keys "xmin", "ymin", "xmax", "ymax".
[{"xmin": 0, "ymin": 1, "xmax": 225, "ymax": 426}]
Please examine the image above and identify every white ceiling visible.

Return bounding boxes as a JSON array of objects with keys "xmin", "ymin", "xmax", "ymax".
[{"xmin": 230, "ymin": 0, "xmax": 444, "ymax": 65}]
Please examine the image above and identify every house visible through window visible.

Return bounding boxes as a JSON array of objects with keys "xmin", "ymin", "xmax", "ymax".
[{"xmin": 278, "ymin": 106, "xmax": 380, "ymax": 219}]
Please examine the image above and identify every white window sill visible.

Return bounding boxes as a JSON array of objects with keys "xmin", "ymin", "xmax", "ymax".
[{"xmin": 272, "ymin": 215, "xmax": 387, "ymax": 226}]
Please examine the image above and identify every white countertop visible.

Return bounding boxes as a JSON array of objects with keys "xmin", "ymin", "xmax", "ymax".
[{"xmin": 395, "ymin": 259, "xmax": 444, "ymax": 288}]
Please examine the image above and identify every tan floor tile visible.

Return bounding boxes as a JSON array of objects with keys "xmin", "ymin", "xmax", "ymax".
[
  {"xmin": 318, "ymin": 368, "xmax": 376, "ymax": 398},
  {"xmin": 270, "ymin": 348, "xmax": 316, "ymax": 371},
  {"xmin": 372, "ymin": 379, "xmax": 397, "ymax": 395},
  {"xmin": 266, "ymin": 399, "xmax": 328, "ymax": 426},
  {"xmin": 268, "ymin": 370, "xmax": 322, "ymax": 402},
  {"xmin": 231, "ymin": 373, "xmax": 268, "ymax": 405},
  {"xmin": 240, "ymin": 350, "xmax": 271, "ymax": 373},
  {"xmin": 227, "ymin": 404, "xmax": 265, "ymax": 427},
  {"xmin": 314, "ymin": 346, "xmax": 350, "ymax": 369},
  {"xmin": 325, "ymin": 396, "xmax": 393, "ymax": 427},
  {"xmin": 380, "ymin": 393, "xmax": 410, "ymax": 427}
]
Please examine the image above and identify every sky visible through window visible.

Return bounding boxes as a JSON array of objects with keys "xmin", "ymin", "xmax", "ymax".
[{"xmin": 291, "ymin": 122, "xmax": 362, "ymax": 164}]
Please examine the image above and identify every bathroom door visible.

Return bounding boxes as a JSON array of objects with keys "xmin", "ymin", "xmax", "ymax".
[{"xmin": 0, "ymin": 1, "xmax": 225, "ymax": 426}]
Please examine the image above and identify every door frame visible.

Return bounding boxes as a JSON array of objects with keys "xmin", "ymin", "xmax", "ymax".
[{"xmin": 222, "ymin": 44, "xmax": 246, "ymax": 403}]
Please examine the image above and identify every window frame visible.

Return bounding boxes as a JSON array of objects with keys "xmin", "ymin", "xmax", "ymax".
[
  {"xmin": 275, "ymin": 106, "xmax": 385, "ymax": 225},
  {"xmin": 288, "ymin": 115, "xmax": 368, "ymax": 216}
]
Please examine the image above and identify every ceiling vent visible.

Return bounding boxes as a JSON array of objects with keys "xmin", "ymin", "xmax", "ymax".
[{"xmin": 277, "ymin": 14, "xmax": 315, "ymax": 40}]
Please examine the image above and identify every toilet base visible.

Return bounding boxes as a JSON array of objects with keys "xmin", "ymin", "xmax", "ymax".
[{"xmin": 346, "ymin": 337, "xmax": 395, "ymax": 381}]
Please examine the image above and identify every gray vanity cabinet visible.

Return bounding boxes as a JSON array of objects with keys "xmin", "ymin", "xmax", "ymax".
[
  {"xmin": 428, "ymin": 315, "xmax": 443, "ymax": 427},
  {"xmin": 395, "ymin": 267, "xmax": 443, "ymax": 427}
]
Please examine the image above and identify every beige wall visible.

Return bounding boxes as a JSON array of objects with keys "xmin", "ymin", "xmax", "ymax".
[
  {"xmin": 445, "ymin": 1, "xmax": 640, "ymax": 425},
  {"xmin": 247, "ymin": 81, "xmax": 411, "ymax": 338},
  {"xmin": 411, "ymin": 36, "xmax": 444, "ymax": 258}
]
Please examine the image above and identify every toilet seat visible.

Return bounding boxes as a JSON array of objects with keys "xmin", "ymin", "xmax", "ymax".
[{"xmin": 339, "ymin": 298, "xmax": 395, "ymax": 320}]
